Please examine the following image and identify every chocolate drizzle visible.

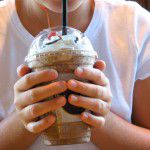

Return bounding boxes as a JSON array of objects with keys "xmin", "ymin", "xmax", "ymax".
[
  {"xmin": 74, "ymin": 37, "xmax": 79, "ymax": 43},
  {"xmin": 45, "ymin": 37, "xmax": 61, "ymax": 45}
]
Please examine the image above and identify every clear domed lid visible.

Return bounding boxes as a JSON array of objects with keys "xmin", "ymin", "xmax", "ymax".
[{"xmin": 25, "ymin": 27, "xmax": 98, "ymax": 63}]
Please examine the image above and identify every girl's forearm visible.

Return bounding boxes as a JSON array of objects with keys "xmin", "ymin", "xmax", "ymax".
[
  {"xmin": 0, "ymin": 112, "xmax": 39, "ymax": 150},
  {"xmin": 92, "ymin": 112, "xmax": 150, "ymax": 150},
  {"xmin": 1, "ymin": 111, "xmax": 149, "ymax": 150}
]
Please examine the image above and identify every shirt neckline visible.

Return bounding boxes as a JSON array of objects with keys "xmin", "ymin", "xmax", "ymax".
[{"xmin": 8, "ymin": 0, "xmax": 102, "ymax": 45}]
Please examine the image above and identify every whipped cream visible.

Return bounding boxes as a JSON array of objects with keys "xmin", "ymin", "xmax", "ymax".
[{"xmin": 27, "ymin": 27, "xmax": 97, "ymax": 57}]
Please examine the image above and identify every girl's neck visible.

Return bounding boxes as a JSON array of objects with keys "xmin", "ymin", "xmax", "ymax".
[{"xmin": 16, "ymin": 0, "xmax": 95, "ymax": 36}]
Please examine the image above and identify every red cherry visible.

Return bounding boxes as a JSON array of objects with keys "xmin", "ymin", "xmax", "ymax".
[{"xmin": 48, "ymin": 32, "xmax": 57, "ymax": 39}]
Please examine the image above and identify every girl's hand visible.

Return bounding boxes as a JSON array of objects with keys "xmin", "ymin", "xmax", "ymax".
[
  {"xmin": 14, "ymin": 65, "xmax": 67, "ymax": 133},
  {"xmin": 67, "ymin": 60, "xmax": 112, "ymax": 128}
]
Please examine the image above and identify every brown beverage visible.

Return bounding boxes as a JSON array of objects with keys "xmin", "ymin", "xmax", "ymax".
[{"xmin": 25, "ymin": 27, "xmax": 98, "ymax": 145}]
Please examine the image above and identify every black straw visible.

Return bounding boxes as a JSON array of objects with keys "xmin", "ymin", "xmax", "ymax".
[{"xmin": 62, "ymin": 0, "xmax": 68, "ymax": 35}]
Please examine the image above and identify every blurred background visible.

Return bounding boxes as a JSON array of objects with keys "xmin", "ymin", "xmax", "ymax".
[{"xmin": 128, "ymin": 0, "xmax": 150, "ymax": 11}]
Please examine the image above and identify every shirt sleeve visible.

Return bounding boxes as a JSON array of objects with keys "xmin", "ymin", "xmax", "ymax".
[{"xmin": 134, "ymin": 4, "xmax": 150, "ymax": 80}]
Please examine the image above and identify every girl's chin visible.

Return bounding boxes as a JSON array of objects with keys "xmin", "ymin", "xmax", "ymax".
[{"xmin": 35, "ymin": 0, "xmax": 84, "ymax": 13}]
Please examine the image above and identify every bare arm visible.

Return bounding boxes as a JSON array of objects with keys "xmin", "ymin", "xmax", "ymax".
[
  {"xmin": 0, "ymin": 113, "xmax": 38, "ymax": 150},
  {"xmin": 0, "ymin": 66, "xmax": 38, "ymax": 150},
  {"xmin": 0, "ymin": 65, "xmax": 67, "ymax": 150},
  {"xmin": 66, "ymin": 60, "xmax": 150, "ymax": 150},
  {"xmin": 92, "ymin": 111, "xmax": 150, "ymax": 150},
  {"xmin": 92, "ymin": 77, "xmax": 150, "ymax": 150}
]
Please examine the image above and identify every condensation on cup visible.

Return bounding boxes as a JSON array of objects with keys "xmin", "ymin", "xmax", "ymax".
[{"xmin": 25, "ymin": 27, "xmax": 98, "ymax": 146}]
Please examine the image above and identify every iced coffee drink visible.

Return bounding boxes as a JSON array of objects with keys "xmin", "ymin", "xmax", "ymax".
[{"xmin": 25, "ymin": 27, "xmax": 98, "ymax": 145}]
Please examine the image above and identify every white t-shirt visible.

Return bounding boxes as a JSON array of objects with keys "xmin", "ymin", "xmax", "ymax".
[{"xmin": 0, "ymin": 0, "xmax": 150, "ymax": 149}]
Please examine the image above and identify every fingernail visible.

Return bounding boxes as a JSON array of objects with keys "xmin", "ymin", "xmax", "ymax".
[
  {"xmin": 59, "ymin": 81, "xmax": 67, "ymax": 88},
  {"xmin": 60, "ymin": 81, "xmax": 65, "ymax": 85},
  {"xmin": 82, "ymin": 113, "xmax": 89, "ymax": 120},
  {"xmin": 77, "ymin": 67, "xmax": 83, "ymax": 75},
  {"xmin": 26, "ymin": 123, "xmax": 34, "ymax": 132},
  {"xmin": 48, "ymin": 115, "xmax": 56, "ymax": 123},
  {"xmin": 57, "ymin": 97, "xmax": 65, "ymax": 104},
  {"xmin": 17, "ymin": 65, "xmax": 22, "ymax": 74},
  {"xmin": 69, "ymin": 80, "xmax": 77, "ymax": 88},
  {"xmin": 50, "ymin": 69, "xmax": 58, "ymax": 78},
  {"xmin": 71, "ymin": 95, "xmax": 78, "ymax": 103}
]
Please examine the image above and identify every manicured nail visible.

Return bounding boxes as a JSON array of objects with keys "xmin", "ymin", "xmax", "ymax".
[
  {"xmin": 77, "ymin": 67, "xmax": 83, "ymax": 75},
  {"xmin": 69, "ymin": 80, "xmax": 77, "ymax": 88},
  {"xmin": 71, "ymin": 95, "xmax": 78, "ymax": 103}
]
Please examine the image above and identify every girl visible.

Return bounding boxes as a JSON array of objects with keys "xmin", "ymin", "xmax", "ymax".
[{"xmin": 0, "ymin": 0, "xmax": 150, "ymax": 150}]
